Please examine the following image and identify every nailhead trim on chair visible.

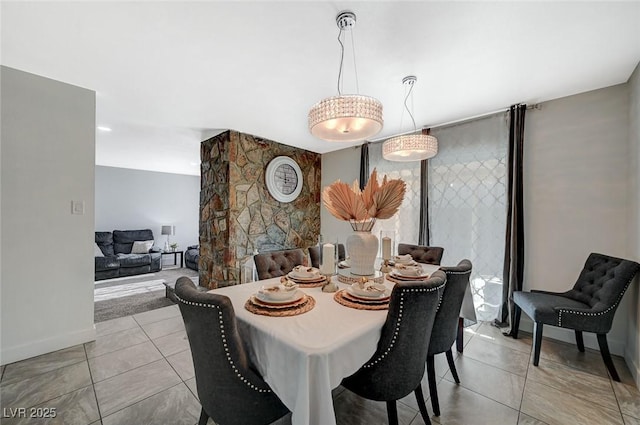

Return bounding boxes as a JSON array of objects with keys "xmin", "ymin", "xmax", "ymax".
[
  {"xmin": 557, "ymin": 274, "xmax": 635, "ymax": 328},
  {"xmin": 176, "ymin": 294, "xmax": 272, "ymax": 393},
  {"xmin": 362, "ymin": 283, "xmax": 445, "ymax": 369}
]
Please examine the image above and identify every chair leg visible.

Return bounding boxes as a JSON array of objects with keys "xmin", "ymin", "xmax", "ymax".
[
  {"xmin": 198, "ymin": 408, "xmax": 209, "ymax": 425},
  {"xmin": 414, "ymin": 384, "xmax": 432, "ymax": 425},
  {"xmin": 597, "ymin": 333, "xmax": 620, "ymax": 382},
  {"xmin": 386, "ymin": 400, "xmax": 399, "ymax": 425},
  {"xmin": 445, "ymin": 349, "xmax": 460, "ymax": 384},
  {"xmin": 456, "ymin": 317, "xmax": 464, "ymax": 353},
  {"xmin": 512, "ymin": 304, "xmax": 522, "ymax": 339},
  {"xmin": 427, "ymin": 355, "xmax": 440, "ymax": 416},
  {"xmin": 532, "ymin": 322, "xmax": 543, "ymax": 366},
  {"xmin": 575, "ymin": 330, "xmax": 585, "ymax": 352}
]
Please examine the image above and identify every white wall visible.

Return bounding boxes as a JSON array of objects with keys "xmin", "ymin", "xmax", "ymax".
[
  {"xmin": 627, "ymin": 61, "xmax": 640, "ymax": 386},
  {"xmin": 320, "ymin": 146, "xmax": 361, "ymax": 244},
  {"xmin": 524, "ymin": 84, "xmax": 631, "ymax": 356},
  {"xmin": 95, "ymin": 166, "xmax": 200, "ymax": 252},
  {"xmin": 1, "ymin": 66, "xmax": 96, "ymax": 365}
]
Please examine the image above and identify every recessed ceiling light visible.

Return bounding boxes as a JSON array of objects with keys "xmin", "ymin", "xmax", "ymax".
[{"xmin": 97, "ymin": 126, "xmax": 112, "ymax": 132}]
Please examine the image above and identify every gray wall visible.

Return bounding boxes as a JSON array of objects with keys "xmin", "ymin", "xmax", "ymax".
[
  {"xmin": 524, "ymin": 84, "xmax": 631, "ymax": 356},
  {"xmin": 1, "ymin": 66, "xmax": 96, "ymax": 364},
  {"xmin": 95, "ymin": 166, "xmax": 199, "ymax": 253},
  {"xmin": 627, "ymin": 62, "xmax": 640, "ymax": 386}
]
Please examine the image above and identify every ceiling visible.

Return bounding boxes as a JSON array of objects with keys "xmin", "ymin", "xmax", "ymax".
[{"xmin": 2, "ymin": 2, "xmax": 639, "ymax": 176}]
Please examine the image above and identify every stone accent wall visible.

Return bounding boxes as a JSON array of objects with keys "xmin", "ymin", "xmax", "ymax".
[{"xmin": 199, "ymin": 130, "xmax": 321, "ymax": 288}]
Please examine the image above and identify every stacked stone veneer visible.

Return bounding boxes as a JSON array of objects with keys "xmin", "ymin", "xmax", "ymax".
[{"xmin": 199, "ymin": 130, "xmax": 321, "ymax": 288}]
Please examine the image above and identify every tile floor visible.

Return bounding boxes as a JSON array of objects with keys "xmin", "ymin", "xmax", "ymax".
[{"xmin": 1, "ymin": 305, "xmax": 639, "ymax": 425}]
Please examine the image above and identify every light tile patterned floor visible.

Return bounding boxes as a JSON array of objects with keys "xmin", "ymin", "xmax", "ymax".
[{"xmin": 1, "ymin": 305, "xmax": 639, "ymax": 425}]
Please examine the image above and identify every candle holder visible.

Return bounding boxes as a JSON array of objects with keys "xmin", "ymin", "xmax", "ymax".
[{"xmin": 380, "ymin": 259, "xmax": 392, "ymax": 273}]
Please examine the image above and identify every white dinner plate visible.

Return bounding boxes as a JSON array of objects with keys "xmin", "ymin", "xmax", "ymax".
[
  {"xmin": 346, "ymin": 285, "xmax": 391, "ymax": 301},
  {"xmin": 287, "ymin": 272, "xmax": 324, "ymax": 282},
  {"xmin": 255, "ymin": 289, "xmax": 304, "ymax": 304},
  {"xmin": 391, "ymin": 269, "xmax": 430, "ymax": 279}
]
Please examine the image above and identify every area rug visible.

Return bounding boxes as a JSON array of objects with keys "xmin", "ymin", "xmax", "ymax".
[{"xmin": 94, "ymin": 268, "xmax": 198, "ymax": 322}]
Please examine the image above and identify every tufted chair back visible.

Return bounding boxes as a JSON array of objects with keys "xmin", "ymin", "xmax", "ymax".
[
  {"xmin": 398, "ymin": 243, "xmax": 444, "ymax": 265},
  {"xmin": 429, "ymin": 260, "xmax": 472, "ymax": 355},
  {"xmin": 175, "ymin": 277, "xmax": 289, "ymax": 425},
  {"xmin": 342, "ymin": 271, "xmax": 446, "ymax": 402},
  {"xmin": 254, "ymin": 249, "xmax": 306, "ymax": 280},
  {"xmin": 308, "ymin": 244, "xmax": 346, "ymax": 269},
  {"xmin": 561, "ymin": 253, "xmax": 640, "ymax": 330}
]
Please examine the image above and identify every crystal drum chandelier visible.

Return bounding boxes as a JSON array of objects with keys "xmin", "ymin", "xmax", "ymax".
[
  {"xmin": 382, "ymin": 76, "xmax": 438, "ymax": 161},
  {"xmin": 308, "ymin": 11, "xmax": 383, "ymax": 142}
]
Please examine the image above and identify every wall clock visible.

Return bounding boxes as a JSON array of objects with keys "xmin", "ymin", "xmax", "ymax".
[{"xmin": 265, "ymin": 156, "xmax": 303, "ymax": 203}]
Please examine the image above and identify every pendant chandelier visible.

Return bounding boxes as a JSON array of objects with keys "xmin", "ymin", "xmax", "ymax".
[
  {"xmin": 308, "ymin": 11, "xmax": 383, "ymax": 142},
  {"xmin": 382, "ymin": 76, "xmax": 438, "ymax": 161}
]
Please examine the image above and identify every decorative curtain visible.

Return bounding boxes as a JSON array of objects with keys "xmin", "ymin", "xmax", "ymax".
[
  {"xmin": 498, "ymin": 104, "xmax": 526, "ymax": 333},
  {"xmin": 418, "ymin": 128, "xmax": 430, "ymax": 246},
  {"xmin": 368, "ymin": 142, "xmax": 421, "ymax": 248},
  {"xmin": 359, "ymin": 143, "xmax": 369, "ymax": 190},
  {"xmin": 429, "ymin": 113, "xmax": 509, "ymax": 322}
]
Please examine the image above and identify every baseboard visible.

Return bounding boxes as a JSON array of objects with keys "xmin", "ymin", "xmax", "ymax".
[
  {"xmin": 518, "ymin": 316, "xmax": 625, "ymax": 355},
  {"xmin": 1, "ymin": 325, "xmax": 96, "ymax": 366},
  {"xmin": 624, "ymin": 347, "xmax": 640, "ymax": 388}
]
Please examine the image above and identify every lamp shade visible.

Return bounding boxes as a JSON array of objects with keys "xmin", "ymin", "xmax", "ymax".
[
  {"xmin": 308, "ymin": 94, "xmax": 383, "ymax": 142},
  {"xmin": 161, "ymin": 225, "xmax": 175, "ymax": 236},
  {"xmin": 382, "ymin": 134, "xmax": 438, "ymax": 162}
]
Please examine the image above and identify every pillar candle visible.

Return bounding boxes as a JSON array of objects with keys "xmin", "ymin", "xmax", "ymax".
[
  {"xmin": 382, "ymin": 237, "xmax": 391, "ymax": 260},
  {"xmin": 320, "ymin": 243, "xmax": 335, "ymax": 275}
]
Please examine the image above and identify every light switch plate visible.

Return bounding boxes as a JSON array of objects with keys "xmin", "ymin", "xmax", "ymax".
[{"xmin": 71, "ymin": 200, "xmax": 85, "ymax": 215}]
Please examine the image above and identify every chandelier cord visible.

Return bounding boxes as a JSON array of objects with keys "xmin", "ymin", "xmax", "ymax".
[
  {"xmin": 337, "ymin": 27, "xmax": 344, "ymax": 95},
  {"xmin": 404, "ymin": 81, "xmax": 417, "ymax": 131},
  {"xmin": 350, "ymin": 28, "xmax": 359, "ymax": 94}
]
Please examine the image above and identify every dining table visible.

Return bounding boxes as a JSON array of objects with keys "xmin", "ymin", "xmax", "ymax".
[{"xmin": 210, "ymin": 263, "xmax": 474, "ymax": 425}]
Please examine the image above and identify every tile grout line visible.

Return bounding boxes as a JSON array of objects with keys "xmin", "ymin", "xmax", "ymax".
[{"xmin": 84, "ymin": 343, "xmax": 104, "ymax": 423}]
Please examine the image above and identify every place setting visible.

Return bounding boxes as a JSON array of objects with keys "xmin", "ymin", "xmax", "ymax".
[
  {"xmin": 334, "ymin": 277, "xmax": 391, "ymax": 310},
  {"xmin": 386, "ymin": 262, "xmax": 431, "ymax": 284},
  {"xmin": 245, "ymin": 280, "xmax": 316, "ymax": 317},
  {"xmin": 284, "ymin": 265, "xmax": 328, "ymax": 288}
]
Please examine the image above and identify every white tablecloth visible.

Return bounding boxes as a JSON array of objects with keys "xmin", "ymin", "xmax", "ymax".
[{"xmin": 210, "ymin": 264, "xmax": 471, "ymax": 425}]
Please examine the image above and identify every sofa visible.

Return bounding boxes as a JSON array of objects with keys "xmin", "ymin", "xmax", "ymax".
[
  {"xmin": 95, "ymin": 229, "xmax": 162, "ymax": 280},
  {"xmin": 185, "ymin": 245, "xmax": 199, "ymax": 271}
]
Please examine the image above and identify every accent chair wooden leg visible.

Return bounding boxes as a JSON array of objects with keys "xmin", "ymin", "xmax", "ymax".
[
  {"xmin": 456, "ymin": 317, "xmax": 464, "ymax": 353},
  {"xmin": 532, "ymin": 322, "xmax": 543, "ymax": 366},
  {"xmin": 512, "ymin": 304, "xmax": 522, "ymax": 339},
  {"xmin": 386, "ymin": 400, "xmax": 399, "ymax": 425},
  {"xmin": 427, "ymin": 355, "xmax": 440, "ymax": 416},
  {"xmin": 575, "ymin": 330, "xmax": 585, "ymax": 352},
  {"xmin": 414, "ymin": 384, "xmax": 432, "ymax": 425},
  {"xmin": 445, "ymin": 349, "xmax": 460, "ymax": 384},
  {"xmin": 198, "ymin": 408, "xmax": 209, "ymax": 425},
  {"xmin": 597, "ymin": 333, "xmax": 620, "ymax": 382}
]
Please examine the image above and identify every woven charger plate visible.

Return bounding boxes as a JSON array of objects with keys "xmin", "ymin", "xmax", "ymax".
[
  {"xmin": 245, "ymin": 295, "xmax": 316, "ymax": 317},
  {"xmin": 334, "ymin": 290, "xmax": 389, "ymax": 311},
  {"xmin": 281, "ymin": 276, "xmax": 327, "ymax": 288}
]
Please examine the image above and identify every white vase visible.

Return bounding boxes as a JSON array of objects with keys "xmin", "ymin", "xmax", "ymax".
[{"xmin": 346, "ymin": 231, "xmax": 379, "ymax": 276}]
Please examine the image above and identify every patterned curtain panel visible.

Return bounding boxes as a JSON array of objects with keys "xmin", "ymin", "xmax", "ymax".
[
  {"xmin": 429, "ymin": 114, "xmax": 509, "ymax": 321},
  {"xmin": 368, "ymin": 142, "xmax": 421, "ymax": 249}
]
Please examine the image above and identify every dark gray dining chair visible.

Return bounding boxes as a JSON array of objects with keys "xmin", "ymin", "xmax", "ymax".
[
  {"xmin": 253, "ymin": 248, "xmax": 306, "ymax": 280},
  {"xmin": 308, "ymin": 244, "xmax": 346, "ymax": 268},
  {"xmin": 341, "ymin": 271, "xmax": 447, "ymax": 425},
  {"xmin": 426, "ymin": 259, "xmax": 472, "ymax": 416},
  {"xmin": 175, "ymin": 277, "xmax": 290, "ymax": 425},
  {"xmin": 397, "ymin": 243, "xmax": 445, "ymax": 265},
  {"xmin": 513, "ymin": 253, "xmax": 640, "ymax": 381}
]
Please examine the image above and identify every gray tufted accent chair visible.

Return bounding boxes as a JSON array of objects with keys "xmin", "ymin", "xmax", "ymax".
[
  {"xmin": 426, "ymin": 259, "xmax": 472, "ymax": 416},
  {"xmin": 308, "ymin": 244, "xmax": 346, "ymax": 269},
  {"xmin": 341, "ymin": 271, "xmax": 447, "ymax": 425},
  {"xmin": 513, "ymin": 253, "xmax": 640, "ymax": 381},
  {"xmin": 397, "ymin": 243, "xmax": 444, "ymax": 265},
  {"xmin": 175, "ymin": 277, "xmax": 290, "ymax": 425},
  {"xmin": 254, "ymin": 248, "xmax": 306, "ymax": 280}
]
